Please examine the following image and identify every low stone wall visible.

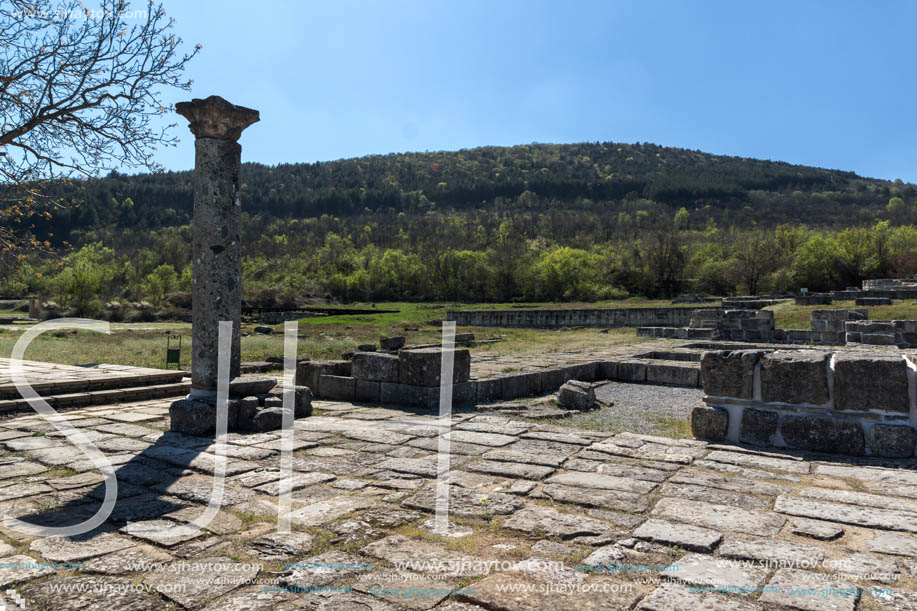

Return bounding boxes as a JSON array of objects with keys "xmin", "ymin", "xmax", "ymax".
[
  {"xmin": 721, "ymin": 297, "xmax": 790, "ymax": 309},
  {"xmin": 847, "ymin": 320, "xmax": 917, "ymax": 348},
  {"xmin": 689, "ymin": 309, "xmax": 775, "ymax": 341},
  {"xmin": 692, "ymin": 349, "xmax": 917, "ymax": 457},
  {"xmin": 446, "ymin": 307, "xmax": 699, "ymax": 329},
  {"xmin": 794, "ymin": 294, "xmax": 833, "ymax": 306},
  {"xmin": 835, "ymin": 289, "xmax": 917, "ymax": 300},
  {"xmin": 855, "ymin": 297, "xmax": 893, "ymax": 306}
]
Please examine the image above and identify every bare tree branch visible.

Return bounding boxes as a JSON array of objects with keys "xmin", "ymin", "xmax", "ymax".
[{"xmin": 0, "ymin": 0, "xmax": 199, "ymax": 257}]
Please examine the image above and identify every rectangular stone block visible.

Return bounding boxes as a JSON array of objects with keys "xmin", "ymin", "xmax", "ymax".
[
  {"xmin": 355, "ymin": 379, "xmax": 381, "ymax": 403},
  {"xmin": 700, "ymin": 350, "xmax": 767, "ymax": 399},
  {"xmin": 319, "ymin": 375, "xmax": 356, "ymax": 401},
  {"xmin": 834, "ymin": 354, "xmax": 908, "ymax": 413},
  {"xmin": 474, "ymin": 378, "xmax": 504, "ymax": 403},
  {"xmin": 398, "ymin": 348, "xmax": 471, "ymax": 386},
  {"xmin": 541, "ymin": 368, "xmax": 566, "ymax": 391},
  {"xmin": 811, "ymin": 319, "xmax": 828, "ymax": 332},
  {"xmin": 565, "ymin": 362, "xmax": 598, "ymax": 382},
  {"xmin": 598, "ymin": 361, "xmax": 618, "ymax": 380},
  {"xmin": 760, "ymin": 350, "xmax": 830, "ymax": 405},
  {"xmin": 452, "ymin": 382, "xmax": 476, "ymax": 405},
  {"xmin": 845, "ymin": 332, "xmax": 862, "ymax": 343},
  {"xmin": 862, "ymin": 333, "xmax": 897, "ymax": 345},
  {"xmin": 779, "ymin": 414, "xmax": 866, "ymax": 455},
  {"xmin": 615, "ymin": 360, "xmax": 647, "ymax": 382},
  {"xmin": 351, "ymin": 352, "xmax": 400, "ymax": 382},
  {"xmin": 380, "ymin": 382, "xmax": 424, "ymax": 406},
  {"xmin": 502, "ymin": 372, "xmax": 542, "ymax": 400},
  {"xmin": 646, "ymin": 362, "xmax": 699, "ymax": 387},
  {"xmin": 295, "ymin": 360, "xmax": 351, "ymax": 394}
]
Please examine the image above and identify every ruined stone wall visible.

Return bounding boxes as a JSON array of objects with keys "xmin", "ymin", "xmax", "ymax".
[
  {"xmin": 693, "ymin": 349, "xmax": 917, "ymax": 457},
  {"xmin": 847, "ymin": 320, "xmax": 917, "ymax": 348},
  {"xmin": 446, "ymin": 307, "xmax": 698, "ymax": 329},
  {"xmin": 688, "ymin": 309, "xmax": 775, "ymax": 341}
]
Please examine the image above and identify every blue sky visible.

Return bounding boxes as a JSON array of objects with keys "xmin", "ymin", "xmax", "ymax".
[{"xmin": 152, "ymin": 0, "xmax": 917, "ymax": 182}]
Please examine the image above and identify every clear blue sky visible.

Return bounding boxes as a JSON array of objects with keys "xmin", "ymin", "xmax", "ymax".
[{"xmin": 153, "ymin": 0, "xmax": 917, "ymax": 183}]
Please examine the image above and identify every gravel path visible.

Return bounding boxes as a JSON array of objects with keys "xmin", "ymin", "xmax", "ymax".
[{"xmin": 563, "ymin": 382, "xmax": 704, "ymax": 435}]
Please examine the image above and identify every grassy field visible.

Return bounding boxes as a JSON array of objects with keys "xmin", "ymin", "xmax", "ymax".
[
  {"xmin": 768, "ymin": 299, "xmax": 917, "ymax": 329},
  {"xmin": 3, "ymin": 297, "xmax": 916, "ymax": 369},
  {"xmin": 0, "ymin": 301, "xmax": 649, "ymax": 369}
]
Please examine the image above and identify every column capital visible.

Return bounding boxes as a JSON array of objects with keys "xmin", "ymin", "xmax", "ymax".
[{"xmin": 175, "ymin": 95, "xmax": 259, "ymax": 141}]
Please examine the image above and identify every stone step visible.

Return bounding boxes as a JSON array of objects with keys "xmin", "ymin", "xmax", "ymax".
[
  {"xmin": 0, "ymin": 380, "xmax": 190, "ymax": 414},
  {"xmin": 0, "ymin": 369, "xmax": 186, "ymax": 400}
]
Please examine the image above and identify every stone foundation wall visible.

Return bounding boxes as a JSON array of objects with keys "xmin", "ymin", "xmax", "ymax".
[
  {"xmin": 446, "ymin": 307, "xmax": 699, "ymax": 329},
  {"xmin": 688, "ymin": 309, "xmax": 775, "ymax": 341},
  {"xmin": 693, "ymin": 349, "xmax": 917, "ymax": 457},
  {"xmin": 795, "ymin": 294, "xmax": 833, "ymax": 306},
  {"xmin": 847, "ymin": 320, "xmax": 917, "ymax": 348}
]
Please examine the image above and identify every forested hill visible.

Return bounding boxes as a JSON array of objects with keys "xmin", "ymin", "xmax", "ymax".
[{"xmin": 36, "ymin": 141, "xmax": 912, "ymax": 243}]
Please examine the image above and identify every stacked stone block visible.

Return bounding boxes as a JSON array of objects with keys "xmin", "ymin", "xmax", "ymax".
[
  {"xmin": 855, "ymin": 297, "xmax": 893, "ymax": 306},
  {"xmin": 692, "ymin": 349, "xmax": 917, "ymax": 457},
  {"xmin": 794, "ymin": 294, "xmax": 833, "ymax": 306},
  {"xmin": 847, "ymin": 320, "xmax": 917, "ymax": 347},
  {"xmin": 807, "ymin": 309, "xmax": 867, "ymax": 345},
  {"xmin": 687, "ymin": 309, "xmax": 775, "ymax": 341}
]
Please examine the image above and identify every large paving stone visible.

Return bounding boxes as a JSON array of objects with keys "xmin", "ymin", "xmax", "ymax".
[
  {"xmin": 376, "ymin": 456, "xmax": 443, "ymax": 478},
  {"xmin": 705, "ymin": 449, "xmax": 810, "ymax": 474},
  {"xmin": 446, "ymin": 430, "xmax": 518, "ymax": 447},
  {"xmin": 250, "ymin": 531, "xmax": 314, "ymax": 560},
  {"xmin": 463, "ymin": 573, "xmax": 643, "ymax": 610},
  {"xmin": 866, "ymin": 531, "xmax": 917, "ymax": 557},
  {"xmin": 399, "ymin": 347, "xmax": 471, "ymax": 386},
  {"xmin": 545, "ymin": 471, "xmax": 657, "ymax": 495},
  {"xmin": 633, "ymin": 519, "xmax": 722, "ymax": 552},
  {"xmin": 466, "ymin": 459, "xmax": 554, "ymax": 480},
  {"xmin": 503, "ymin": 505, "xmax": 612, "ymax": 538},
  {"xmin": 759, "ymin": 568, "xmax": 859, "ymax": 611},
  {"xmin": 0, "ymin": 553, "xmax": 53, "ymax": 587},
  {"xmin": 669, "ymin": 469, "xmax": 789, "ymax": 496},
  {"xmin": 540, "ymin": 483, "xmax": 649, "ymax": 512},
  {"xmin": 652, "ymin": 497, "xmax": 786, "ymax": 537},
  {"xmin": 659, "ymin": 482, "xmax": 770, "ymax": 511},
  {"xmin": 29, "ymin": 532, "xmax": 135, "ymax": 562},
  {"xmin": 403, "ymin": 484, "xmax": 523, "ymax": 517},
  {"xmin": 80, "ymin": 544, "xmax": 173, "ymax": 574},
  {"xmin": 287, "ymin": 495, "xmax": 378, "ymax": 526},
  {"xmin": 779, "ymin": 414, "xmax": 866, "ymax": 456},
  {"xmin": 277, "ymin": 550, "xmax": 371, "ymax": 590},
  {"xmin": 481, "ymin": 449, "xmax": 567, "ymax": 467},
  {"xmin": 251, "ymin": 472, "xmax": 336, "ymax": 495},
  {"xmin": 791, "ymin": 518, "xmax": 844, "ymax": 541},
  {"xmin": 798, "ymin": 486, "xmax": 917, "ymax": 514},
  {"xmin": 760, "ymin": 350, "xmax": 830, "ymax": 405},
  {"xmin": 693, "ymin": 459, "xmax": 801, "ymax": 482},
  {"xmin": 774, "ymin": 494, "xmax": 917, "ymax": 533},
  {"xmin": 143, "ymin": 554, "xmax": 260, "ymax": 609},
  {"xmin": 120, "ymin": 519, "xmax": 204, "ymax": 547},
  {"xmin": 360, "ymin": 534, "xmax": 489, "ymax": 576},
  {"xmin": 834, "ymin": 353, "xmax": 909, "ymax": 413},
  {"xmin": 18, "ymin": 575, "xmax": 162, "ymax": 610},
  {"xmin": 662, "ymin": 552, "xmax": 769, "ymax": 592},
  {"xmin": 700, "ymin": 350, "xmax": 767, "ymax": 399},
  {"xmin": 637, "ymin": 583, "xmax": 763, "ymax": 611},
  {"xmin": 719, "ymin": 536, "xmax": 825, "ymax": 566}
]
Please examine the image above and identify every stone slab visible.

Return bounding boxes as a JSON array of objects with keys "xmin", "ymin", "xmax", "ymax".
[{"xmin": 652, "ymin": 497, "xmax": 786, "ymax": 537}]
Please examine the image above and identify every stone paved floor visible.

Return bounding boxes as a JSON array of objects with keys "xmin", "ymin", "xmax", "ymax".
[
  {"xmin": 0, "ymin": 358, "xmax": 184, "ymax": 394},
  {"xmin": 1, "ymin": 396, "xmax": 916, "ymax": 610}
]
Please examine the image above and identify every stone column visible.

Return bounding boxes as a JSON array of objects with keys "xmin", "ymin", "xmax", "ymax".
[{"xmin": 175, "ymin": 96, "xmax": 259, "ymax": 399}]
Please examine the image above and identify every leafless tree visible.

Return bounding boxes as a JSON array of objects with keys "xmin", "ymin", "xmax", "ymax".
[{"xmin": 0, "ymin": 0, "xmax": 198, "ymax": 255}]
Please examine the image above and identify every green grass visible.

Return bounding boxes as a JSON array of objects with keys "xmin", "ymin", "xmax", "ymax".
[{"xmin": 768, "ymin": 299, "xmax": 917, "ymax": 329}]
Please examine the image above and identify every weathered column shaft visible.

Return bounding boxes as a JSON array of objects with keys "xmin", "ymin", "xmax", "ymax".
[
  {"xmin": 174, "ymin": 95, "xmax": 259, "ymax": 400},
  {"xmin": 191, "ymin": 137, "xmax": 242, "ymax": 391}
]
